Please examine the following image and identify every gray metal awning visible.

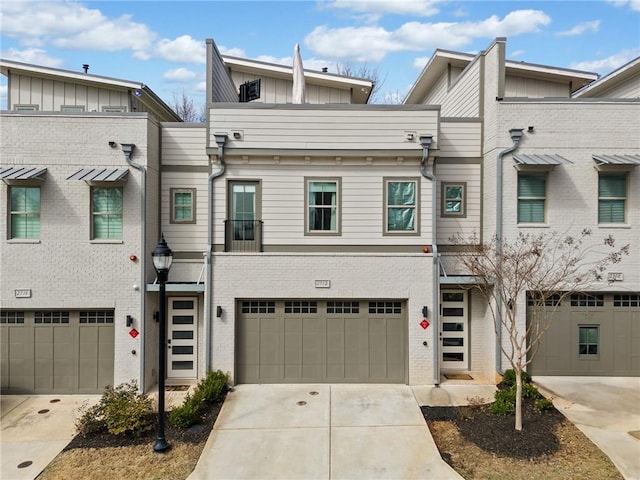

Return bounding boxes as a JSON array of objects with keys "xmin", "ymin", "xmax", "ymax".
[
  {"xmin": 0, "ymin": 166, "xmax": 47, "ymax": 182},
  {"xmin": 67, "ymin": 168, "xmax": 129, "ymax": 182},
  {"xmin": 593, "ymin": 154, "xmax": 640, "ymax": 166},
  {"xmin": 513, "ymin": 153, "xmax": 571, "ymax": 166}
]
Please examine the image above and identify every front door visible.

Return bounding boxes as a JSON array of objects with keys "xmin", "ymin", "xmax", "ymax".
[
  {"xmin": 441, "ymin": 290, "xmax": 469, "ymax": 370},
  {"xmin": 167, "ymin": 297, "xmax": 198, "ymax": 378}
]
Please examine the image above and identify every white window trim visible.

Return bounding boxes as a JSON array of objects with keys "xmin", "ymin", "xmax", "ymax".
[{"xmin": 304, "ymin": 177, "xmax": 341, "ymax": 236}]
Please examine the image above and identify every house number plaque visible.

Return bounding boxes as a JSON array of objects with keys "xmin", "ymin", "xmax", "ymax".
[{"xmin": 314, "ymin": 280, "xmax": 331, "ymax": 288}]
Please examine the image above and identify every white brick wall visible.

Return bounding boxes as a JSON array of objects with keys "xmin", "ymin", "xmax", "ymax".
[{"xmin": 210, "ymin": 253, "xmax": 436, "ymax": 385}]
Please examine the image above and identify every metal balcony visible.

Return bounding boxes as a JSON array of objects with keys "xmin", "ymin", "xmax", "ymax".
[{"xmin": 224, "ymin": 220, "xmax": 264, "ymax": 252}]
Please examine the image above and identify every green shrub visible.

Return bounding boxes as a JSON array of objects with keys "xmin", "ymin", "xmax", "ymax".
[
  {"xmin": 195, "ymin": 370, "xmax": 230, "ymax": 403},
  {"xmin": 169, "ymin": 393, "xmax": 202, "ymax": 428},
  {"xmin": 535, "ymin": 398, "xmax": 554, "ymax": 411},
  {"xmin": 501, "ymin": 369, "xmax": 532, "ymax": 387},
  {"xmin": 76, "ymin": 380, "xmax": 154, "ymax": 436},
  {"xmin": 522, "ymin": 382, "xmax": 543, "ymax": 400},
  {"xmin": 490, "ymin": 396, "xmax": 515, "ymax": 416}
]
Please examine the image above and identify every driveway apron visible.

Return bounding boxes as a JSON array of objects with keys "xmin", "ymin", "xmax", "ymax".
[
  {"xmin": 188, "ymin": 384, "xmax": 461, "ymax": 480},
  {"xmin": 534, "ymin": 376, "xmax": 640, "ymax": 480}
]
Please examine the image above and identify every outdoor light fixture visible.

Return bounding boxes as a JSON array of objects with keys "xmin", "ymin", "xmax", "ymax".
[
  {"xmin": 151, "ymin": 234, "xmax": 173, "ymax": 453},
  {"xmin": 422, "ymin": 306, "xmax": 429, "ymax": 317},
  {"xmin": 216, "ymin": 305, "xmax": 223, "ymax": 318}
]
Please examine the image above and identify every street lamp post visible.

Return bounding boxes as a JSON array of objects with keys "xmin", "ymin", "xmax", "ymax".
[{"xmin": 152, "ymin": 234, "xmax": 173, "ymax": 453}]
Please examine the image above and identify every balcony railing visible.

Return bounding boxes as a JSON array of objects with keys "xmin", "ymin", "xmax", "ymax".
[{"xmin": 224, "ymin": 220, "xmax": 264, "ymax": 252}]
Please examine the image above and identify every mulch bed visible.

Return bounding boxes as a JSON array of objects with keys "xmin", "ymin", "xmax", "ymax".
[
  {"xmin": 421, "ymin": 400, "xmax": 565, "ymax": 459},
  {"xmin": 64, "ymin": 399, "xmax": 224, "ymax": 450}
]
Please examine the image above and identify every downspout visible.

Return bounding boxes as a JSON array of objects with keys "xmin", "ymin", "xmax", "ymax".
[
  {"xmin": 419, "ymin": 135, "xmax": 440, "ymax": 386},
  {"xmin": 495, "ymin": 129, "xmax": 523, "ymax": 375},
  {"xmin": 121, "ymin": 143, "xmax": 147, "ymax": 392},
  {"xmin": 205, "ymin": 134, "xmax": 228, "ymax": 372}
]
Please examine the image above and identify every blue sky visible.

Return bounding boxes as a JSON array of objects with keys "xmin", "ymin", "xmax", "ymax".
[{"xmin": 1, "ymin": 0, "xmax": 639, "ymax": 108}]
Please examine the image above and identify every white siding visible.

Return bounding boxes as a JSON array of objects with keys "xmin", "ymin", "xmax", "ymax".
[
  {"xmin": 442, "ymin": 60, "xmax": 481, "ymax": 117},
  {"xmin": 505, "ymin": 74, "xmax": 570, "ymax": 98},
  {"xmin": 230, "ymin": 71, "xmax": 352, "ymax": 104},
  {"xmin": 161, "ymin": 125, "xmax": 208, "ymax": 166},
  {"xmin": 586, "ymin": 76, "xmax": 640, "ymax": 99},
  {"xmin": 438, "ymin": 121, "xmax": 482, "ymax": 157},
  {"xmin": 210, "ymin": 105, "xmax": 440, "ymax": 151},
  {"xmin": 209, "ymin": 41, "xmax": 238, "ymax": 103},
  {"xmin": 436, "ymin": 162, "xmax": 481, "ymax": 244},
  {"xmin": 213, "ymin": 163, "xmax": 434, "ymax": 247}
]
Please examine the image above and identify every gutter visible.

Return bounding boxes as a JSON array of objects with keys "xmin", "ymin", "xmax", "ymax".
[
  {"xmin": 121, "ymin": 143, "xmax": 147, "ymax": 392},
  {"xmin": 495, "ymin": 129, "xmax": 523, "ymax": 375},
  {"xmin": 419, "ymin": 135, "xmax": 440, "ymax": 386},
  {"xmin": 205, "ymin": 134, "xmax": 228, "ymax": 372}
]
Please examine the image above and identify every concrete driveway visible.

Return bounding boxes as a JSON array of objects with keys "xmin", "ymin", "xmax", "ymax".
[
  {"xmin": 188, "ymin": 384, "xmax": 463, "ymax": 480},
  {"xmin": 534, "ymin": 376, "xmax": 640, "ymax": 480},
  {"xmin": 0, "ymin": 394, "xmax": 99, "ymax": 480}
]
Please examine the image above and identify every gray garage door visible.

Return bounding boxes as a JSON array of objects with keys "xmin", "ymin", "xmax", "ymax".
[
  {"xmin": 1, "ymin": 310, "xmax": 115, "ymax": 394},
  {"xmin": 528, "ymin": 293, "xmax": 640, "ymax": 376},
  {"xmin": 236, "ymin": 299, "xmax": 407, "ymax": 383}
]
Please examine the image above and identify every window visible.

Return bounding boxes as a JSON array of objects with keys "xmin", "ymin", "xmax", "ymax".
[
  {"xmin": 579, "ymin": 326, "xmax": 599, "ymax": 357},
  {"xmin": 10, "ymin": 186, "xmax": 40, "ymax": 239},
  {"xmin": 571, "ymin": 294, "xmax": 604, "ymax": 307},
  {"xmin": 442, "ymin": 183, "xmax": 466, "ymax": 217},
  {"xmin": 61, "ymin": 105, "xmax": 85, "ymax": 112},
  {"xmin": 385, "ymin": 178, "xmax": 419, "ymax": 234},
  {"xmin": 518, "ymin": 174, "xmax": 546, "ymax": 223},
  {"xmin": 171, "ymin": 189, "xmax": 195, "ymax": 223},
  {"xmin": 102, "ymin": 106, "xmax": 127, "ymax": 113},
  {"xmin": 598, "ymin": 174, "xmax": 626, "ymax": 223},
  {"xmin": 92, "ymin": 187, "xmax": 123, "ymax": 239},
  {"xmin": 14, "ymin": 104, "xmax": 38, "ymax": 111},
  {"xmin": 306, "ymin": 179, "xmax": 340, "ymax": 234}
]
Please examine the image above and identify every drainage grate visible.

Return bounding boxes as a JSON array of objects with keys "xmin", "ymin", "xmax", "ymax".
[{"xmin": 17, "ymin": 461, "xmax": 33, "ymax": 469}]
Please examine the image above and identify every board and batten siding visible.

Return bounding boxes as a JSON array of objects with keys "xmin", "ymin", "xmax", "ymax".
[
  {"xmin": 8, "ymin": 72, "xmax": 130, "ymax": 111},
  {"xmin": 582, "ymin": 76, "xmax": 640, "ymax": 99},
  {"xmin": 209, "ymin": 41, "xmax": 238, "ymax": 103},
  {"xmin": 436, "ymin": 162, "xmax": 481, "ymax": 244},
  {"xmin": 504, "ymin": 74, "xmax": 570, "ymax": 98},
  {"xmin": 438, "ymin": 120, "xmax": 482, "ymax": 157},
  {"xmin": 209, "ymin": 105, "xmax": 440, "ymax": 151},
  {"xmin": 229, "ymin": 71, "xmax": 352, "ymax": 104},
  {"xmin": 213, "ymin": 163, "xmax": 434, "ymax": 247},
  {"xmin": 441, "ymin": 60, "xmax": 481, "ymax": 118}
]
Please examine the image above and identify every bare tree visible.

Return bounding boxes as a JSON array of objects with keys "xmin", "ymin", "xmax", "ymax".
[
  {"xmin": 452, "ymin": 229, "xmax": 628, "ymax": 431},
  {"xmin": 336, "ymin": 62, "xmax": 386, "ymax": 104},
  {"xmin": 171, "ymin": 90, "xmax": 205, "ymax": 123}
]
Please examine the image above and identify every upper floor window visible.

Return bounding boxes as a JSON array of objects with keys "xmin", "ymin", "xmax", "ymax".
[
  {"xmin": 102, "ymin": 106, "xmax": 127, "ymax": 113},
  {"xmin": 61, "ymin": 105, "xmax": 85, "ymax": 112},
  {"xmin": 92, "ymin": 187, "xmax": 122, "ymax": 239},
  {"xmin": 518, "ymin": 173, "xmax": 546, "ymax": 223},
  {"xmin": 442, "ymin": 183, "xmax": 466, "ymax": 217},
  {"xmin": 385, "ymin": 178, "xmax": 419, "ymax": 234},
  {"xmin": 171, "ymin": 188, "xmax": 195, "ymax": 224},
  {"xmin": 598, "ymin": 174, "xmax": 626, "ymax": 223},
  {"xmin": 306, "ymin": 179, "xmax": 340, "ymax": 234},
  {"xmin": 10, "ymin": 186, "xmax": 40, "ymax": 239},
  {"xmin": 14, "ymin": 104, "xmax": 38, "ymax": 111}
]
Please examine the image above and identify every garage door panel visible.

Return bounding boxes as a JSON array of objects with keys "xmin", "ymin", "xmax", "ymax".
[
  {"xmin": 326, "ymin": 317, "xmax": 345, "ymax": 378},
  {"xmin": 1, "ymin": 325, "xmax": 33, "ymax": 391}
]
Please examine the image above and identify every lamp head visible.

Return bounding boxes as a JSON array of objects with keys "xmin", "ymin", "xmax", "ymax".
[{"xmin": 152, "ymin": 234, "xmax": 173, "ymax": 276}]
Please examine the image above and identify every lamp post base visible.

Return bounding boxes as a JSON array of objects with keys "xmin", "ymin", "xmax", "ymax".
[{"xmin": 153, "ymin": 438, "xmax": 170, "ymax": 453}]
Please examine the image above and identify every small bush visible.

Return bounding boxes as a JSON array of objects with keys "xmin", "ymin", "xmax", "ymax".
[
  {"xmin": 501, "ymin": 369, "xmax": 532, "ymax": 387},
  {"xmin": 490, "ymin": 396, "xmax": 515, "ymax": 416},
  {"xmin": 76, "ymin": 380, "xmax": 154, "ymax": 436},
  {"xmin": 535, "ymin": 398, "xmax": 554, "ymax": 411},
  {"xmin": 169, "ymin": 393, "xmax": 202, "ymax": 428},
  {"xmin": 522, "ymin": 382, "xmax": 542, "ymax": 400},
  {"xmin": 195, "ymin": 370, "xmax": 230, "ymax": 403}
]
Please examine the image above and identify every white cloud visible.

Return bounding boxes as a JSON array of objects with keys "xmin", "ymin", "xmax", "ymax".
[
  {"xmin": 306, "ymin": 10, "xmax": 551, "ymax": 62},
  {"xmin": 0, "ymin": 85, "xmax": 7, "ymax": 109},
  {"xmin": 151, "ymin": 35, "xmax": 206, "ymax": 63},
  {"xmin": 218, "ymin": 46, "xmax": 247, "ymax": 57},
  {"xmin": 412, "ymin": 56, "xmax": 430, "ymax": 69},
  {"xmin": 570, "ymin": 48, "xmax": 640, "ymax": 73},
  {"xmin": 0, "ymin": 1, "xmax": 156, "ymax": 54},
  {"xmin": 164, "ymin": 68, "xmax": 197, "ymax": 81},
  {"xmin": 606, "ymin": 0, "xmax": 640, "ymax": 11},
  {"xmin": 557, "ymin": 20, "xmax": 600, "ymax": 36},
  {"xmin": 0, "ymin": 47, "xmax": 65, "ymax": 67},
  {"xmin": 326, "ymin": 0, "xmax": 442, "ymax": 17},
  {"xmin": 509, "ymin": 49, "xmax": 526, "ymax": 59},
  {"xmin": 195, "ymin": 81, "xmax": 207, "ymax": 93}
]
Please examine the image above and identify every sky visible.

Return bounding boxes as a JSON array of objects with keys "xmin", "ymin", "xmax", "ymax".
[{"xmin": 1, "ymin": 0, "xmax": 639, "ymax": 108}]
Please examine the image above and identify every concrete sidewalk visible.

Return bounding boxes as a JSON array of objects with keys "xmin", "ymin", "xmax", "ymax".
[
  {"xmin": 0, "ymin": 394, "xmax": 99, "ymax": 480},
  {"xmin": 188, "ymin": 384, "xmax": 476, "ymax": 480},
  {"xmin": 534, "ymin": 376, "xmax": 640, "ymax": 480}
]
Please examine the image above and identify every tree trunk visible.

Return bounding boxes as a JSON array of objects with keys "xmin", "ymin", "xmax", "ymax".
[{"xmin": 515, "ymin": 367, "xmax": 523, "ymax": 431}]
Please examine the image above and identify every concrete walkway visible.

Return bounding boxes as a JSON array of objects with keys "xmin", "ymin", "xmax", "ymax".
[
  {"xmin": 534, "ymin": 376, "xmax": 640, "ymax": 480},
  {"xmin": 188, "ymin": 384, "xmax": 470, "ymax": 480},
  {"xmin": 0, "ymin": 394, "xmax": 100, "ymax": 480}
]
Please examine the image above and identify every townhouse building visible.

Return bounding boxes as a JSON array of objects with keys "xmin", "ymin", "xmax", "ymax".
[{"xmin": 1, "ymin": 37, "xmax": 638, "ymax": 394}]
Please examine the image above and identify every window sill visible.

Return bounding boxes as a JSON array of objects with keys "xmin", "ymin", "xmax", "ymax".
[
  {"xmin": 517, "ymin": 223, "xmax": 549, "ymax": 228},
  {"xmin": 597, "ymin": 223, "xmax": 630, "ymax": 229},
  {"xmin": 7, "ymin": 238, "xmax": 41, "ymax": 244},
  {"xmin": 90, "ymin": 239, "xmax": 124, "ymax": 244}
]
